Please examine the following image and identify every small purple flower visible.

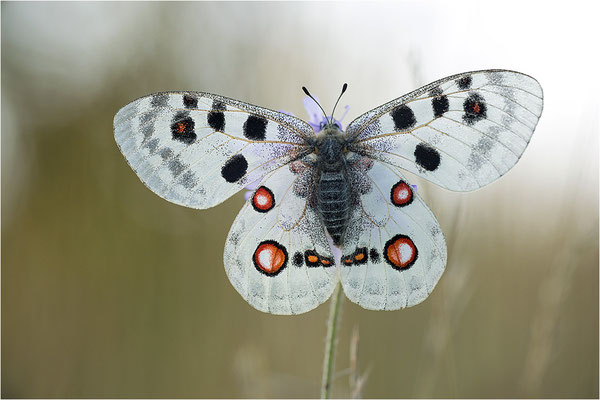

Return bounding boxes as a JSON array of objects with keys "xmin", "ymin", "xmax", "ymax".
[{"xmin": 303, "ymin": 96, "xmax": 349, "ymax": 132}]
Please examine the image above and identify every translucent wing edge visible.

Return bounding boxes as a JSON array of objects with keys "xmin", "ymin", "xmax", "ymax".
[{"xmin": 346, "ymin": 69, "xmax": 543, "ymax": 139}]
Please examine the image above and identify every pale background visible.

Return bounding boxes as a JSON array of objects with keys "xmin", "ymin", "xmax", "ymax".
[{"xmin": 2, "ymin": 1, "xmax": 598, "ymax": 398}]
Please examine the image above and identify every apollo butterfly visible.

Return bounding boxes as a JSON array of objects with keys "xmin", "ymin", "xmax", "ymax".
[{"xmin": 114, "ymin": 70, "xmax": 543, "ymax": 314}]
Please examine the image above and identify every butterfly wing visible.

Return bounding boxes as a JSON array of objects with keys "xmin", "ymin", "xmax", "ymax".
[
  {"xmin": 346, "ymin": 70, "xmax": 543, "ymax": 191},
  {"xmin": 339, "ymin": 157, "xmax": 446, "ymax": 310},
  {"xmin": 114, "ymin": 92, "xmax": 314, "ymax": 209},
  {"xmin": 224, "ymin": 157, "xmax": 338, "ymax": 314}
]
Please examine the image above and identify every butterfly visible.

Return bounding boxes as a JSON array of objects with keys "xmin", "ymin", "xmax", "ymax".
[{"xmin": 114, "ymin": 70, "xmax": 543, "ymax": 314}]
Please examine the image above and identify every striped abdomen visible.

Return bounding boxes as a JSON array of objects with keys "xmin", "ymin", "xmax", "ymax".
[{"xmin": 317, "ymin": 170, "xmax": 350, "ymax": 245}]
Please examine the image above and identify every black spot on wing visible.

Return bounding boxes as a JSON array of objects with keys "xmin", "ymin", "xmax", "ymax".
[
  {"xmin": 342, "ymin": 255, "xmax": 353, "ymax": 266},
  {"xmin": 414, "ymin": 142, "xmax": 441, "ymax": 171},
  {"xmin": 462, "ymin": 93, "xmax": 487, "ymax": 125},
  {"xmin": 430, "ymin": 87, "xmax": 449, "ymax": 118},
  {"xmin": 244, "ymin": 115, "xmax": 268, "ymax": 141},
  {"xmin": 457, "ymin": 75, "xmax": 472, "ymax": 90},
  {"xmin": 391, "ymin": 105, "xmax": 416, "ymax": 131},
  {"xmin": 319, "ymin": 256, "xmax": 334, "ymax": 267},
  {"xmin": 183, "ymin": 94, "xmax": 198, "ymax": 109},
  {"xmin": 293, "ymin": 252, "xmax": 303, "ymax": 267},
  {"xmin": 353, "ymin": 247, "xmax": 368, "ymax": 265},
  {"xmin": 170, "ymin": 112, "xmax": 197, "ymax": 144},
  {"xmin": 304, "ymin": 249, "xmax": 320, "ymax": 267},
  {"xmin": 207, "ymin": 100, "xmax": 226, "ymax": 131},
  {"xmin": 221, "ymin": 154, "xmax": 248, "ymax": 183},
  {"xmin": 369, "ymin": 248, "xmax": 381, "ymax": 263},
  {"xmin": 171, "ymin": 112, "xmax": 196, "ymax": 144}
]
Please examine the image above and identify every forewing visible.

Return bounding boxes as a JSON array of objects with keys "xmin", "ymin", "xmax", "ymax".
[
  {"xmin": 114, "ymin": 92, "xmax": 314, "ymax": 209},
  {"xmin": 224, "ymin": 159, "xmax": 338, "ymax": 314},
  {"xmin": 346, "ymin": 70, "xmax": 543, "ymax": 191},
  {"xmin": 339, "ymin": 159, "xmax": 446, "ymax": 310}
]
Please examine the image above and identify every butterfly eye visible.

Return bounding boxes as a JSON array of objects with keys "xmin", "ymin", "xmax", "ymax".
[{"xmin": 319, "ymin": 121, "xmax": 326, "ymax": 130}]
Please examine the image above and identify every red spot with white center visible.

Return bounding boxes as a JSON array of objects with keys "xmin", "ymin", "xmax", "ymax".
[
  {"xmin": 390, "ymin": 181, "xmax": 413, "ymax": 207},
  {"xmin": 252, "ymin": 186, "xmax": 275, "ymax": 212},
  {"xmin": 253, "ymin": 241, "xmax": 287, "ymax": 276},
  {"xmin": 384, "ymin": 234, "xmax": 418, "ymax": 270}
]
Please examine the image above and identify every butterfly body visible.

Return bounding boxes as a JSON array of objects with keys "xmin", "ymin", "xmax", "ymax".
[
  {"xmin": 311, "ymin": 124, "xmax": 352, "ymax": 245},
  {"xmin": 115, "ymin": 70, "xmax": 543, "ymax": 314}
]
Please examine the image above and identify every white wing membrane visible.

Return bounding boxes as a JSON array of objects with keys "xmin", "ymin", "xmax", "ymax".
[
  {"xmin": 224, "ymin": 161, "xmax": 337, "ymax": 314},
  {"xmin": 114, "ymin": 92, "xmax": 314, "ymax": 209},
  {"xmin": 340, "ymin": 160, "xmax": 447, "ymax": 310},
  {"xmin": 347, "ymin": 70, "xmax": 543, "ymax": 191}
]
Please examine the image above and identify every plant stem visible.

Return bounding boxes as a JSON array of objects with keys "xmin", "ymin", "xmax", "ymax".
[{"xmin": 321, "ymin": 282, "xmax": 344, "ymax": 399}]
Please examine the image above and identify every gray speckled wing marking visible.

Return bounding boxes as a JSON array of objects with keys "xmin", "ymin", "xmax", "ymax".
[
  {"xmin": 347, "ymin": 70, "xmax": 543, "ymax": 191},
  {"xmin": 114, "ymin": 92, "xmax": 314, "ymax": 209},
  {"xmin": 339, "ymin": 159, "xmax": 446, "ymax": 310}
]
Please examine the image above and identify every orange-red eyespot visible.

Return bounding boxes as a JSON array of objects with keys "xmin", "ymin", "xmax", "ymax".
[
  {"xmin": 320, "ymin": 256, "xmax": 334, "ymax": 267},
  {"xmin": 170, "ymin": 113, "xmax": 197, "ymax": 144},
  {"xmin": 253, "ymin": 240, "xmax": 288, "ymax": 276},
  {"xmin": 176, "ymin": 122, "xmax": 187, "ymax": 133},
  {"xmin": 252, "ymin": 186, "xmax": 275, "ymax": 213},
  {"xmin": 305, "ymin": 250, "xmax": 320, "ymax": 267},
  {"xmin": 353, "ymin": 247, "xmax": 368, "ymax": 265},
  {"xmin": 390, "ymin": 181, "xmax": 413, "ymax": 207},
  {"xmin": 343, "ymin": 256, "xmax": 353, "ymax": 266},
  {"xmin": 292, "ymin": 252, "xmax": 304, "ymax": 267},
  {"xmin": 384, "ymin": 234, "xmax": 418, "ymax": 270},
  {"xmin": 462, "ymin": 93, "xmax": 487, "ymax": 125}
]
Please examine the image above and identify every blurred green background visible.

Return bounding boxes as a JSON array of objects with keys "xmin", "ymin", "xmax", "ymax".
[{"xmin": 2, "ymin": 2, "xmax": 598, "ymax": 398}]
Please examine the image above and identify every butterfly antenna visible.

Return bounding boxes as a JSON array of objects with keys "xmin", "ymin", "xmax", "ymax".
[
  {"xmin": 302, "ymin": 86, "xmax": 330, "ymax": 124},
  {"xmin": 331, "ymin": 83, "xmax": 348, "ymax": 121}
]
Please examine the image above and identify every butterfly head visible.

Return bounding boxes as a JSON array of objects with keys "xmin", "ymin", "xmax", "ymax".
[
  {"xmin": 302, "ymin": 83, "xmax": 348, "ymax": 133},
  {"xmin": 317, "ymin": 119, "xmax": 343, "ymax": 132}
]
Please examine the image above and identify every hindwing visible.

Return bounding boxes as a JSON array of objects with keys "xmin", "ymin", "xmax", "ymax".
[
  {"xmin": 339, "ymin": 158, "xmax": 446, "ymax": 310},
  {"xmin": 224, "ymin": 158, "xmax": 338, "ymax": 314}
]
